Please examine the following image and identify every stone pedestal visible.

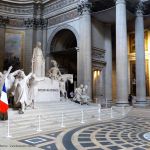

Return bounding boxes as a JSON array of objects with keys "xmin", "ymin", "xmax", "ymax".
[
  {"xmin": 115, "ymin": 0, "xmax": 129, "ymax": 106},
  {"xmin": 33, "ymin": 77, "xmax": 60, "ymax": 102}
]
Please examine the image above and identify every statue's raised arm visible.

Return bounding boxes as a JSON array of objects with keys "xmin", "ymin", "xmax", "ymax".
[{"xmin": 4, "ymin": 66, "xmax": 13, "ymax": 79}]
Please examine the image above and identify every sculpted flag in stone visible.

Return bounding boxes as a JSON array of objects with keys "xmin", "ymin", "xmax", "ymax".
[{"xmin": 0, "ymin": 83, "xmax": 8, "ymax": 113}]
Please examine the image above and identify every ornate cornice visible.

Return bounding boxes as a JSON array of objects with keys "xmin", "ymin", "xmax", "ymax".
[
  {"xmin": 77, "ymin": 0, "xmax": 92, "ymax": 15},
  {"xmin": 0, "ymin": 2, "xmax": 34, "ymax": 18},
  {"xmin": 43, "ymin": 0, "xmax": 78, "ymax": 16},
  {"xmin": 48, "ymin": 9, "xmax": 78, "ymax": 27}
]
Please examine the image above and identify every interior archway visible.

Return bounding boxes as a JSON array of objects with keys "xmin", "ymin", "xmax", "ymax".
[{"xmin": 50, "ymin": 29, "xmax": 77, "ymax": 97}]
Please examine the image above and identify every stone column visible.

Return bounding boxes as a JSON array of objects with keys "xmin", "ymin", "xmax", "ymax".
[
  {"xmin": 0, "ymin": 26, "xmax": 6, "ymax": 71},
  {"xmin": 115, "ymin": 0, "xmax": 129, "ymax": 106},
  {"xmin": 104, "ymin": 24, "xmax": 112, "ymax": 104},
  {"xmin": 78, "ymin": 0, "xmax": 92, "ymax": 98},
  {"xmin": 36, "ymin": 29, "xmax": 43, "ymax": 44},
  {"xmin": 135, "ymin": 2, "xmax": 147, "ymax": 106},
  {"xmin": 24, "ymin": 28, "xmax": 34, "ymax": 73}
]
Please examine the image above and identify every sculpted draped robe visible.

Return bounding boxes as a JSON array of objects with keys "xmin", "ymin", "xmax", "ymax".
[{"xmin": 32, "ymin": 47, "xmax": 45, "ymax": 77}]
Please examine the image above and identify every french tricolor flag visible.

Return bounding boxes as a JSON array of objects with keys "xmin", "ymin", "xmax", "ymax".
[{"xmin": 0, "ymin": 83, "xmax": 8, "ymax": 113}]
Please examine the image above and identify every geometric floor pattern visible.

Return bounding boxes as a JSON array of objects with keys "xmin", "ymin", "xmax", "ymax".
[{"xmin": 19, "ymin": 116, "xmax": 150, "ymax": 150}]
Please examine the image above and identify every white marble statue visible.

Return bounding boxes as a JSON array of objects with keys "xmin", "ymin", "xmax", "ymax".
[
  {"xmin": 59, "ymin": 78, "xmax": 67, "ymax": 100},
  {"xmin": 73, "ymin": 84, "xmax": 89, "ymax": 104},
  {"xmin": 59, "ymin": 74, "xmax": 73, "ymax": 100},
  {"xmin": 13, "ymin": 71, "xmax": 34, "ymax": 114},
  {"xmin": 73, "ymin": 84, "xmax": 83, "ymax": 103},
  {"xmin": 0, "ymin": 66, "xmax": 22, "ymax": 94},
  {"xmin": 32, "ymin": 42, "xmax": 45, "ymax": 77},
  {"xmin": 48, "ymin": 60, "xmax": 61, "ymax": 80}
]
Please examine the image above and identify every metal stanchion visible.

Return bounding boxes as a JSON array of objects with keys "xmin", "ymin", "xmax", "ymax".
[
  {"xmin": 98, "ymin": 107, "xmax": 101, "ymax": 121},
  {"xmin": 61, "ymin": 112, "xmax": 65, "ymax": 128},
  {"xmin": 7, "ymin": 119, "xmax": 12, "ymax": 138},
  {"xmin": 122, "ymin": 106, "xmax": 125, "ymax": 116},
  {"xmin": 37, "ymin": 114, "xmax": 42, "ymax": 132},
  {"xmin": 111, "ymin": 107, "xmax": 113, "ymax": 119},
  {"xmin": 80, "ymin": 110, "xmax": 85, "ymax": 124},
  {"xmin": 106, "ymin": 98, "xmax": 108, "ymax": 108}
]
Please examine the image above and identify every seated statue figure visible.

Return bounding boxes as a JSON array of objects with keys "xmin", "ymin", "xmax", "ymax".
[
  {"xmin": 48, "ymin": 60, "xmax": 61, "ymax": 80},
  {"xmin": 73, "ymin": 84, "xmax": 83, "ymax": 103},
  {"xmin": 32, "ymin": 42, "xmax": 45, "ymax": 77},
  {"xmin": 73, "ymin": 84, "xmax": 89, "ymax": 105}
]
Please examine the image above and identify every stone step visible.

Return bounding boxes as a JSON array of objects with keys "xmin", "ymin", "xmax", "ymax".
[
  {"xmin": 5, "ymin": 111, "xmax": 120, "ymax": 137},
  {"xmin": 8, "ymin": 115, "xmax": 123, "ymax": 139},
  {"xmin": 8, "ymin": 109, "xmax": 111, "ymax": 125},
  {"xmin": 0, "ymin": 102, "xmax": 130, "ymax": 139}
]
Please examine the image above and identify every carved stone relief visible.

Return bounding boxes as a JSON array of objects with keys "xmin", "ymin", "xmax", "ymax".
[{"xmin": 48, "ymin": 9, "xmax": 78, "ymax": 26}]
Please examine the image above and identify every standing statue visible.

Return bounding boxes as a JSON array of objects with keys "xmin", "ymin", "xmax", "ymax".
[
  {"xmin": 48, "ymin": 60, "xmax": 61, "ymax": 80},
  {"xmin": 13, "ymin": 71, "xmax": 34, "ymax": 114},
  {"xmin": 32, "ymin": 42, "xmax": 45, "ymax": 77},
  {"xmin": 59, "ymin": 78, "xmax": 67, "ymax": 100}
]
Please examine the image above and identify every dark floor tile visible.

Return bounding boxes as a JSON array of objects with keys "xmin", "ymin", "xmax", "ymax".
[
  {"xmin": 108, "ymin": 146, "xmax": 122, "ymax": 150},
  {"xmin": 99, "ymin": 141, "xmax": 112, "ymax": 145},
  {"xmin": 79, "ymin": 134, "xmax": 90, "ymax": 137},
  {"xmin": 88, "ymin": 148, "xmax": 104, "ymax": 150},
  {"xmin": 142, "ymin": 145, "xmax": 150, "ymax": 149},
  {"xmin": 78, "ymin": 138, "xmax": 91, "ymax": 142},
  {"xmin": 82, "ymin": 130, "xmax": 94, "ymax": 133},
  {"xmin": 109, "ymin": 135, "xmax": 117, "ymax": 137},
  {"xmin": 19, "ymin": 136, "xmax": 51, "ymax": 146},
  {"xmin": 111, "ymin": 138, "xmax": 120, "ymax": 140},
  {"xmin": 46, "ymin": 131, "xmax": 62, "ymax": 137},
  {"xmin": 133, "ymin": 143, "xmax": 142, "ymax": 146},
  {"xmin": 88, "ymin": 128, "xmax": 98, "ymax": 130},
  {"xmin": 40, "ymin": 143, "xmax": 57, "ymax": 150},
  {"xmin": 80, "ymin": 142, "xmax": 96, "ymax": 147},
  {"xmin": 122, "ymin": 144, "xmax": 134, "ymax": 148},
  {"xmin": 114, "ymin": 141, "xmax": 125, "ymax": 144},
  {"xmin": 96, "ymin": 138, "xmax": 107, "ymax": 141},
  {"xmin": 133, "ymin": 148, "xmax": 146, "ymax": 150}
]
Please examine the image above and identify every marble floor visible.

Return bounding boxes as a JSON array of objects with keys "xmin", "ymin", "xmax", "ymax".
[
  {"xmin": 17, "ymin": 109, "xmax": 150, "ymax": 150},
  {"xmin": 0, "ymin": 107, "xmax": 150, "ymax": 150}
]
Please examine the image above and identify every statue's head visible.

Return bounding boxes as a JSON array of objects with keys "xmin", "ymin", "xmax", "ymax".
[
  {"xmin": 80, "ymin": 84, "xmax": 84, "ymax": 88},
  {"xmin": 36, "ymin": 42, "xmax": 41, "ymax": 48},
  {"xmin": 3, "ymin": 70, "xmax": 7, "ymax": 75},
  {"xmin": 30, "ymin": 73, "xmax": 35, "ymax": 80},
  {"xmin": 84, "ymin": 85, "xmax": 88, "ymax": 89},
  {"xmin": 51, "ymin": 60, "xmax": 57, "ymax": 67}
]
